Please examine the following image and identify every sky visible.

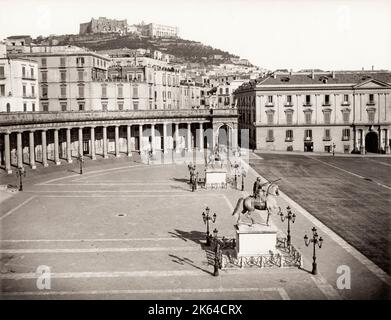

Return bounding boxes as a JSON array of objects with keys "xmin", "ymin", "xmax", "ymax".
[{"xmin": 1, "ymin": 0, "xmax": 391, "ymax": 71}]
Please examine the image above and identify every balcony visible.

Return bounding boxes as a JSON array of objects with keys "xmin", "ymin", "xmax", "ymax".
[
  {"xmin": 303, "ymin": 102, "xmax": 312, "ymax": 107},
  {"xmin": 285, "ymin": 137, "xmax": 293, "ymax": 142},
  {"xmin": 266, "ymin": 138, "xmax": 274, "ymax": 142},
  {"xmin": 22, "ymin": 76, "xmax": 36, "ymax": 81},
  {"xmin": 341, "ymin": 101, "xmax": 350, "ymax": 106},
  {"xmin": 366, "ymin": 101, "xmax": 375, "ymax": 106},
  {"xmin": 323, "ymin": 137, "xmax": 331, "ymax": 141},
  {"xmin": 322, "ymin": 102, "xmax": 331, "ymax": 107},
  {"xmin": 22, "ymin": 95, "xmax": 37, "ymax": 99},
  {"xmin": 304, "ymin": 137, "xmax": 313, "ymax": 141},
  {"xmin": 342, "ymin": 136, "xmax": 350, "ymax": 141},
  {"xmin": 284, "ymin": 102, "xmax": 293, "ymax": 107},
  {"xmin": 265, "ymin": 102, "xmax": 274, "ymax": 107}
]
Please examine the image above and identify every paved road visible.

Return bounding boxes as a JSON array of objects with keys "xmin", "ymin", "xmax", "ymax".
[{"xmin": 250, "ymin": 153, "xmax": 391, "ymax": 275}]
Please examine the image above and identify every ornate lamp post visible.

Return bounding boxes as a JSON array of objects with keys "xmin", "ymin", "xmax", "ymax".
[
  {"xmin": 77, "ymin": 154, "xmax": 84, "ymax": 175},
  {"xmin": 16, "ymin": 167, "xmax": 26, "ymax": 191},
  {"xmin": 212, "ymin": 228, "xmax": 222, "ymax": 277},
  {"xmin": 233, "ymin": 162, "xmax": 239, "ymax": 189},
  {"xmin": 280, "ymin": 206, "xmax": 296, "ymax": 247},
  {"xmin": 241, "ymin": 167, "xmax": 246, "ymax": 191},
  {"xmin": 304, "ymin": 227, "xmax": 324, "ymax": 275},
  {"xmin": 202, "ymin": 206, "xmax": 216, "ymax": 246}
]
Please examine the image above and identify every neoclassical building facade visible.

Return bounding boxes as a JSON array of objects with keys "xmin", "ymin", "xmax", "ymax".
[{"xmin": 234, "ymin": 70, "xmax": 391, "ymax": 154}]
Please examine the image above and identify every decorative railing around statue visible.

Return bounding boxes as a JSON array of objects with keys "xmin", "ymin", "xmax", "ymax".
[{"xmin": 211, "ymin": 235, "xmax": 303, "ymax": 271}]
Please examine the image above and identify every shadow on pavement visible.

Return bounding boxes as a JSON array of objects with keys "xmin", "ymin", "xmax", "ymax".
[
  {"xmin": 168, "ymin": 254, "xmax": 213, "ymax": 276},
  {"xmin": 168, "ymin": 229, "xmax": 205, "ymax": 245}
]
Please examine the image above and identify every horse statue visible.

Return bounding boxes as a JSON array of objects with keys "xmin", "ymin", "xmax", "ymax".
[{"xmin": 232, "ymin": 178, "xmax": 281, "ymax": 226}]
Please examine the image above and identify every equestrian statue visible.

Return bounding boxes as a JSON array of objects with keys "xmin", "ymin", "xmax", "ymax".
[{"xmin": 232, "ymin": 177, "xmax": 281, "ymax": 226}]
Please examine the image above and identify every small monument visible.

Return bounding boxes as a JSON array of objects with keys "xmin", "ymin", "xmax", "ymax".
[{"xmin": 204, "ymin": 144, "xmax": 227, "ymax": 189}]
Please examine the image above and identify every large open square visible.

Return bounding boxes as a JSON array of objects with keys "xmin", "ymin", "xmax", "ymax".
[{"xmin": 1, "ymin": 153, "xmax": 390, "ymax": 300}]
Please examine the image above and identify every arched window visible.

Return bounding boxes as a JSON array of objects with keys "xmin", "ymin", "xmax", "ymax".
[{"xmin": 6, "ymin": 103, "xmax": 10, "ymax": 112}]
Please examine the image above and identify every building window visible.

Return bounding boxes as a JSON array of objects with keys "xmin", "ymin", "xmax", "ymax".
[
  {"xmin": 101, "ymin": 86, "xmax": 107, "ymax": 98},
  {"xmin": 23, "ymin": 103, "xmax": 27, "ymax": 112},
  {"xmin": 225, "ymin": 88, "xmax": 229, "ymax": 94},
  {"xmin": 60, "ymin": 57, "xmax": 66, "ymax": 67},
  {"xmin": 343, "ymin": 94, "xmax": 349, "ymax": 103},
  {"xmin": 60, "ymin": 103, "xmax": 67, "ymax": 111},
  {"xmin": 22, "ymin": 66, "xmax": 26, "ymax": 78},
  {"xmin": 42, "ymin": 103, "xmax": 49, "ymax": 112},
  {"xmin": 118, "ymin": 86, "xmax": 123, "ymax": 98},
  {"xmin": 22, "ymin": 85, "xmax": 26, "ymax": 97},
  {"xmin": 266, "ymin": 129, "xmax": 274, "ymax": 142},
  {"xmin": 32, "ymin": 103, "xmax": 35, "ymax": 112},
  {"xmin": 6, "ymin": 103, "xmax": 11, "ymax": 112},
  {"xmin": 0, "ymin": 66, "xmax": 5, "ymax": 78},
  {"xmin": 78, "ymin": 86, "xmax": 84, "ymax": 98},
  {"xmin": 133, "ymin": 86, "xmax": 138, "ymax": 98},
  {"xmin": 268, "ymin": 95, "xmax": 273, "ymax": 103},
  {"xmin": 133, "ymin": 101, "xmax": 139, "ymax": 110},
  {"xmin": 31, "ymin": 68, "xmax": 34, "ymax": 78},
  {"xmin": 305, "ymin": 95, "xmax": 311, "ymax": 105},
  {"xmin": 342, "ymin": 129, "xmax": 350, "ymax": 141},
  {"xmin": 102, "ymin": 103, "xmax": 108, "ymax": 111},
  {"xmin": 304, "ymin": 129, "xmax": 312, "ymax": 140},
  {"xmin": 42, "ymin": 86, "xmax": 48, "ymax": 98},
  {"xmin": 31, "ymin": 85, "xmax": 35, "ymax": 97},
  {"xmin": 323, "ymin": 111, "xmax": 331, "ymax": 124},
  {"xmin": 368, "ymin": 110, "xmax": 375, "ymax": 123},
  {"xmin": 41, "ymin": 72, "xmax": 47, "ymax": 82},
  {"xmin": 305, "ymin": 112, "xmax": 312, "ymax": 124},
  {"xmin": 0, "ymin": 84, "xmax": 5, "ymax": 96},
  {"xmin": 286, "ymin": 129, "xmax": 293, "ymax": 141},
  {"xmin": 343, "ymin": 112, "xmax": 350, "ymax": 123},
  {"xmin": 41, "ymin": 58, "xmax": 47, "ymax": 67},
  {"xmin": 267, "ymin": 112, "xmax": 274, "ymax": 125},
  {"xmin": 118, "ymin": 103, "xmax": 123, "ymax": 111},
  {"xmin": 60, "ymin": 71, "xmax": 66, "ymax": 82},
  {"xmin": 78, "ymin": 70, "xmax": 84, "ymax": 81},
  {"xmin": 149, "ymin": 101, "xmax": 153, "ymax": 109},
  {"xmin": 60, "ymin": 85, "xmax": 67, "ymax": 98},
  {"xmin": 286, "ymin": 112, "xmax": 293, "ymax": 125},
  {"xmin": 324, "ymin": 94, "xmax": 330, "ymax": 105},
  {"xmin": 368, "ymin": 94, "xmax": 374, "ymax": 104},
  {"xmin": 286, "ymin": 95, "xmax": 292, "ymax": 104},
  {"xmin": 78, "ymin": 103, "xmax": 84, "ymax": 111},
  {"xmin": 324, "ymin": 129, "xmax": 331, "ymax": 140}
]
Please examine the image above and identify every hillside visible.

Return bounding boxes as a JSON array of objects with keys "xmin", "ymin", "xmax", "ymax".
[{"xmin": 34, "ymin": 33, "xmax": 245, "ymax": 66}]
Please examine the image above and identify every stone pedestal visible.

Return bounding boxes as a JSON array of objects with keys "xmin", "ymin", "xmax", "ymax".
[
  {"xmin": 235, "ymin": 223, "xmax": 278, "ymax": 256},
  {"xmin": 205, "ymin": 168, "xmax": 227, "ymax": 188}
]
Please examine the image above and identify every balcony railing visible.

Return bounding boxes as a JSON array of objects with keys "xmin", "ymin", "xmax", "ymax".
[
  {"xmin": 303, "ymin": 102, "xmax": 312, "ymax": 107},
  {"xmin": 322, "ymin": 102, "xmax": 331, "ymax": 106},
  {"xmin": 265, "ymin": 102, "xmax": 274, "ymax": 107},
  {"xmin": 341, "ymin": 101, "xmax": 350, "ymax": 106},
  {"xmin": 285, "ymin": 137, "xmax": 293, "ymax": 142},
  {"xmin": 323, "ymin": 137, "xmax": 331, "ymax": 141},
  {"xmin": 342, "ymin": 136, "xmax": 350, "ymax": 141},
  {"xmin": 366, "ymin": 101, "xmax": 375, "ymax": 106},
  {"xmin": 22, "ymin": 95, "xmax": 37, "ymax": 99},
  {"xmin": 22, "ymin": 76, "xmax": 36, "ymax": 81},
  {"xmin": 284, "ymin": 102, "xmax": 293, "ymax": 107}
]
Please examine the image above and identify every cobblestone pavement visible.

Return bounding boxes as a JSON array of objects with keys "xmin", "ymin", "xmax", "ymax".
[{"xmin": 0, "ymin": 151, "xmax": 390, "ymax": 299}]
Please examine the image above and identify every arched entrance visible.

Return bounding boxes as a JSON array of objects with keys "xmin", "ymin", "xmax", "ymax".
[
  {"xmin": 365, "ymin": 131, "xmax": 378, "ymax": 153},
  {"xmin": 217, "ymin": 124, "xmax": 231, "ymax": 151}
]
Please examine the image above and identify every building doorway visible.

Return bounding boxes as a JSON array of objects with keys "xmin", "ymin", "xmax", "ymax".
[
  {"xmin": 83, "ymin": 140, "xmax": 89, "ymax": 155},
  {"xmin": 304, "ymin": 142, "xmax": 313, "ymax": 152},
  {"xmin": 365, "ymin": 131, "xmax": 378, "ymax": 153}
]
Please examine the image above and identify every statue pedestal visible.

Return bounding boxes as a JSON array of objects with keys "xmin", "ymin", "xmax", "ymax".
[
  {"xmin": 205, "ymin": 167, "xmax": 227, "ymax": 189},
  {"xmin": 235, "ymin": 223, "xmax": 278, "ymax": 256}
]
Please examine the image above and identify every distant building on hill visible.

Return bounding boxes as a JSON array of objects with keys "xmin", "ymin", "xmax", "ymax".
[{"xmin": 79, "ymin": 17, "xmax": 128, "ymax": 35}]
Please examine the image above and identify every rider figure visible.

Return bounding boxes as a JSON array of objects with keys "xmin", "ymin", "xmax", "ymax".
[{"xmin": 253, "ymin": 177, "xmax": 267, "ymax": 206}]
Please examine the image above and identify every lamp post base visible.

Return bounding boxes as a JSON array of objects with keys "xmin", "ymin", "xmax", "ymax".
[{"xmin": 312, "ymin": 262, "xmax": 318, "ymax": 275}]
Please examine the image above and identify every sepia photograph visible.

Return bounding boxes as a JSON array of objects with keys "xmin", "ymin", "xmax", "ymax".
[{"xmin": 0, "ymin": 0, "xmax": 390, "ymax": 309}]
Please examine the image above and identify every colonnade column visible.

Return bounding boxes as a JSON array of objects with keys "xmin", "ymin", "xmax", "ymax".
[
  {"xmin": 187, "ymin": 123, "xmax": 192, "ymax": 151},
  {"xmin": 4, "ymin": 132, "xmax": 12, "ymax": 174},
  {"xmin": 385, "ymin": 129, "xmax": 390, "ymax": 154},
  {"xmin": 139, "ymin": 124, "xmax": 143, "ymax": 153},
  {"xmin": 379, "ymin": 128, "xmax": 383, "ymax": 152},
  {"xmin": 17, "ymin": 132, "xmax": 23, "ymax": 169},
  {"xmin": 163, "ymin": 123, "xmax": 168, "ymax": 154},
  {"xmin": 353, "ymin": 127, "xmax": 359, "ymax": 152},
  {"xmin": 361, "ymin": 129, "xmax": 366, "ymax": 154},
  {"xmin": 66, "ymin": 128, "xmax": 72, "ymax": 163},
  {"xmin": 53, "ymin": 129, "xmax": 60, "ymax": 165},
  {"xmin": 102, "ymin": 126, "xmax": 108, "ymax": 159},
  {"xmin": 199, "ymin": 123, "xmax": 204, "ymax": 152},
  {"xmin": 175, "ymin": 123, "xmax": 179, "ymax": 153},
  {"xmin": 115, "ymin": 125, "xmax": 120, "ymax": 158},
  {"xmin": 151, "ymin": 124, "xmax": 155, "ymax": 154},
  {"xmin": 78, "ymin": 127, "xmax": 83, "ymax": 157},
  {"xmin": 29, "ymin": 131, "xmax": 36, "ymax": 170},
  {"xmin": 127, "ymin": 125, "xmax": 132, "ymax": 157},
  {"xmin": 41, "ymin": 130, "xmax": 48, "ymax": 167},
  {"xmin": 232, "ymin": 125, "xmax": 238, "ymax": 151},
  {"xmin": 90, "ymin": 126, "xmax": 96, "ymax": 160}
]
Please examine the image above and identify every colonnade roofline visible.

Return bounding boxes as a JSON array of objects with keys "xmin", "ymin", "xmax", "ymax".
[{"xmin": 0, "ymin": 109, "xmax": 238, "ymax": 127}]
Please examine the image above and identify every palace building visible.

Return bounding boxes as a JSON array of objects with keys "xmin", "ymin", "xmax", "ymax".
[{"xmin": 234, "ymin": 70, "xmax": 391, "ymax": 154}]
